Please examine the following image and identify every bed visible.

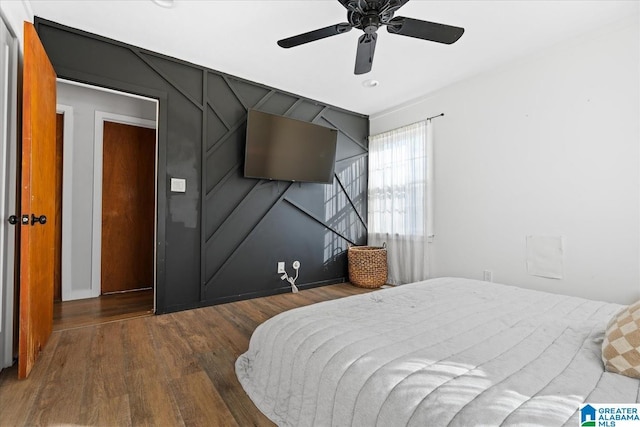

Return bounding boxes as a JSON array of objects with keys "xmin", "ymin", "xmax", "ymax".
[{"xmin": 236, "ymin": 277, "xmax": 639, "ymax": 426}]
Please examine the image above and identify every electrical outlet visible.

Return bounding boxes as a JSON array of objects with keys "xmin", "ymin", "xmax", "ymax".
[
  {"xmin": 483, "ymin": 270, "xmax": 493, "ymax": 282},
  {"xmin": 277, "ymin": 262, "xmax": 285, "ymax": 274}
]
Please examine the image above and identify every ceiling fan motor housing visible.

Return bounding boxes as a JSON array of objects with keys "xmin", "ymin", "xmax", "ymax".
[{"xmin": 361, "ymin": 14, "xmax": 381, "ymax": 34}]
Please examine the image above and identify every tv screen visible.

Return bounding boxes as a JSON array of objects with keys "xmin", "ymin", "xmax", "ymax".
[{"xmin": 244, "ymin": 109, "xmax": 338, "ymax": 184}]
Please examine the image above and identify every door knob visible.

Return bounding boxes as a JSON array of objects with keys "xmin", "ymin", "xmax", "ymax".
[
  {"xmin": 31, "ymin": 214, "xmax": 47, "ymax": 225},
  {"xmin": 8, "ymin": 215, "xmax": 30, "ymax": 225}
]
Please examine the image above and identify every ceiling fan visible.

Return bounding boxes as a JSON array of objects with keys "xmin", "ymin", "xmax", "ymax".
[{"xmin": 277, "ymin": 0, "xmax": 464, "ymax": 75}]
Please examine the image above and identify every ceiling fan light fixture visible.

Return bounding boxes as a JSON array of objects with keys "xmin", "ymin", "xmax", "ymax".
[{"xmin": 151, "ymin": 0, "xmax": 175, "ymax": 8}]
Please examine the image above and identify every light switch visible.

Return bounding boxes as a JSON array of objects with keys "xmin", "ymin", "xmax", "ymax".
[{"xmin": 170, "ymin": 178, "xmax": 186, "ymax": 193}]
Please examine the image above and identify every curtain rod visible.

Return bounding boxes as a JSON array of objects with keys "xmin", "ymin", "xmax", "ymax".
[
  {"xmin": 400, "ymin": 113, "xmax": 445, "ymax": 128},
  {"xmin": 371, "ymin": 113, "xmax": 445, "ymax": 137}
]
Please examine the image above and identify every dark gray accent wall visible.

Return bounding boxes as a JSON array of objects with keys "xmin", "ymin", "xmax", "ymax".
[{"xmin": 34, "ymin": 18, "xmax": 368, "ymax": 313}]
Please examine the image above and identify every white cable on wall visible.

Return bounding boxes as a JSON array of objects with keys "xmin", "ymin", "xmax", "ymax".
[{"xmin": 280, "ymin": 260, "xmax": 301, "ymax": 293}]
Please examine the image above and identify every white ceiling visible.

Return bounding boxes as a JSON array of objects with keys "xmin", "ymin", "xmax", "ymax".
[{"xmin": 29, "ymin": 0, "xmax": 638, "ymax": 116}]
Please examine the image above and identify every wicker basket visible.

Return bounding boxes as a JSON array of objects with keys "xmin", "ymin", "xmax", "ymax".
[{"xmin": 348, "ymin": 244, "xmax": 387, "ymax": 288}]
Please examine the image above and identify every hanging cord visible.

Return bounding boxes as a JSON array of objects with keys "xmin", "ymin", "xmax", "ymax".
[{"xmin": 280, "ymin": 261, "xmax": 301, "ymax": 293}]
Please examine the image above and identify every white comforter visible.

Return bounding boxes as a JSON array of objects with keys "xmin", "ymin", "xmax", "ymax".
[{"xmin": 236, "ymin": 277, "xmax": 638, "ymax": 426}]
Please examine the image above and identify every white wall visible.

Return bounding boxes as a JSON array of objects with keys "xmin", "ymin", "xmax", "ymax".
[
  {"xmin": 0, "ymin": 0, "xmax": 30, "ymax": 370},
  {"xmin": 0, "ymin": 0, "xmax": 32, "ymax": 46},
  {"xmin": 57, "ymin": 81, "xmax": 156, "ymax": 300},
  {"xmin": 370, "ymin": 17, "xmax": 640, "ymax": 304}
]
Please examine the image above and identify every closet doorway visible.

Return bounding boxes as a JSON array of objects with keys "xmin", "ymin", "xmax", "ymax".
[
  {"xmin": 53, "ymin": 80, "xmax": 158, "ymax": 330},
  {"xmin": 101, "ymin": 121, "xmax": 155, "ymax": 295}
]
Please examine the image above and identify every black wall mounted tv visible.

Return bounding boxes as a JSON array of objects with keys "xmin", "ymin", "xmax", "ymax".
[{"xmin": 244, "ymin": 109, "xmax": 338, "ymax": 184}]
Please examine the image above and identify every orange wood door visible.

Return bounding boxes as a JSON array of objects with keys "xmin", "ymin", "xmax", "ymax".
[
  {"xmin": 18, "ymin": 22, "xmax": 57, "ymax": 379},
  {"xmin": 101, "ymin": 121, "xmax": 155, "ymax": 294}
]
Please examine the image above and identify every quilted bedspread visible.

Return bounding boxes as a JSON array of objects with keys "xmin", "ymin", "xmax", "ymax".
[{"xmin": 236, "ymin": 277, "xmax": 639, "ymax": 426}]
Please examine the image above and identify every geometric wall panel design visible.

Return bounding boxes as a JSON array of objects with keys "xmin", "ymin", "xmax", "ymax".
[{"xmin": 35, "ymin": 17, "xmax": 369, "ymax": 313}]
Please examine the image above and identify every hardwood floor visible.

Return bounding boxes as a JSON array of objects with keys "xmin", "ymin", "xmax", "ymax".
[
  {"xmin": 0, "ymin": 283, "xmax": 374, "ymax": 426},
  {"xmin": 53, "ymin": 289, "xmax": 154, "ymax": 332}
]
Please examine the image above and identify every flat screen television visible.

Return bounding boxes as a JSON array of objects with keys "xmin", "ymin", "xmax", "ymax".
[{"xmin": 244, "ymin": 109, "xmax": 338, "ymax": 184}]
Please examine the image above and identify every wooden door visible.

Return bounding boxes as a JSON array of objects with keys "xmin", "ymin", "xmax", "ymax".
[
  {"xmin": 101, "ymin": 121, "xmax": 155, "ymax": 294},
  {"xmin": 18, "ymin": 22, "xmax": 57, "ymax": 379}
]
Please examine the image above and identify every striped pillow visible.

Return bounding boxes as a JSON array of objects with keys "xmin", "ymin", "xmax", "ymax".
[{"xmin": 602, "ymin": 301, "xmax": 640, "ymax": 379}]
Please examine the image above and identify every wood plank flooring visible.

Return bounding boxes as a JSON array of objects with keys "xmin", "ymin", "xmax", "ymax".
[
  {"xmin": 53, "ymin": 289, "xmax": 154, "ymax": 331},
  {"xmin": 0, "ymin": 283, "xmax": 374, "ymax": 426}
]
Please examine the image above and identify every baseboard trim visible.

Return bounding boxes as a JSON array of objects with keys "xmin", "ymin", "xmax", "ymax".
[{"xmin": 159, "ymin": 277, "xmax": 348, "ymax": 314}]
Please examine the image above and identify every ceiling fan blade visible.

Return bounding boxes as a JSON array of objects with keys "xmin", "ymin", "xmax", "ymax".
[
  {"xmin": 278, "ymin": 23, "xmax": 352, "ymax": 48},
  {"xmin": 387, "ymin": 17, "xmax": 464, "ymax": 44},
  {"xmin": 354, "ymin": 33, "xmax": 377, "ymax": 75}
]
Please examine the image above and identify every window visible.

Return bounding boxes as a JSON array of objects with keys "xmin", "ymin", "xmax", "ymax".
[{"xmin": 368, "ymin": 120, "xmax": 430, "ymax": 237}]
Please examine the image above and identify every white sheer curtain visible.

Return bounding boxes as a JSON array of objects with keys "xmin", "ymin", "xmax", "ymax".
[{"xmin": 368, "ymin": 120, "xmax": 434, "ymax": 284}]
